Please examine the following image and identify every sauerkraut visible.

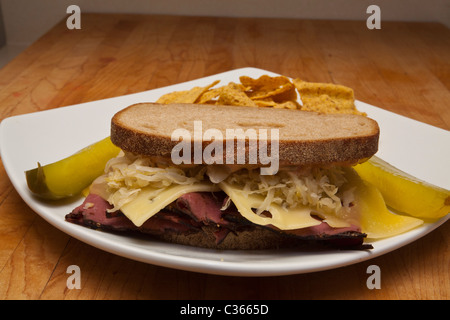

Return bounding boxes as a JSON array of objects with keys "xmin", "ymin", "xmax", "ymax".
[
  {"xmin": 224, "ymin": 166, "xmax": 350, "ymax": 215},
  {"xmin": 98, "ymin": 152, "xmax": 353, "ymax": 217},
  {"xmin": 101, "ymin": 152, "xmax": 206, "ymax": 211}
]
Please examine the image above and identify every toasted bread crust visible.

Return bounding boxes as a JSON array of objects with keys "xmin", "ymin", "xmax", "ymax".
[
  {"xmin": 156, "ymin": 225, "xmax": 289, "ymax": 250},
  {"xmin": 147, "ymin": 225, "xmax": 367, "ymax": 250},
  {"xmin": 111, "ymin": 103, "xmax": 379, "ymax": 166}
]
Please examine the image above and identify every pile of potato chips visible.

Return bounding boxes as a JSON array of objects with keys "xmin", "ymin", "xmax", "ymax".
[{"xmin": 156, "ymin": 74, "xmax": 365, "ymax": 116}]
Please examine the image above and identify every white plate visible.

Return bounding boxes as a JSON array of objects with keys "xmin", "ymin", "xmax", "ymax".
[{"xmin": 0, "ymin": 67, "xmax": 449, "ymax": 276}]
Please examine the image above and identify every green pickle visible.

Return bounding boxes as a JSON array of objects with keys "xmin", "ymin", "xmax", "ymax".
[{"xmin": 25, "ymin": 137, "xmax": 120, "ymax": 200}]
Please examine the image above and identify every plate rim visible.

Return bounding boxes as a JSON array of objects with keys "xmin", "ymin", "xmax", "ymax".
[{"xmin": 0, "ymin": 67, "xmax": 448, "ymax": 277}]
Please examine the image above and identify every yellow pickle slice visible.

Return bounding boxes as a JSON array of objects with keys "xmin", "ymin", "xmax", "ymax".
[
  {"xmin": 25, "ymin": 137, "xmax": 120, "ymax": 200},
  {"xmin": 354, "ymin": 156, "xmax": 450, "ymax": 220}
]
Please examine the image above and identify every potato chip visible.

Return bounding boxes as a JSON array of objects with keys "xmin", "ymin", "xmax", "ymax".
[
  {"xmin": 217, "ymin": 82, "xmax": 258, "ymax": 107},
  {"xmin": 156, "ymin": 74, "xmax": 365, "ymax": 116},
  {"xmin": 253, "ymin": 97, "xmax": 300, "ymax": 109},
  {"xmin": 156, "ymin": 91, "xmax": 188, "ymax": 104},
  {"xmin": 196, "ymin": 87, "xmax": 222, "ymax": 104},
  {"xmin": 293, "ymin": 78, "xmax": 365, "ymax": 115},
  {"xmin": 156, "ymin": 80, "xmax": 220, "ymax": 104},
  {"xmin": 240, "ymin": 75, "xmax": 291, "ymax": 92},
  {"xmin": 293, "ymin": 79, "xmax": 354, "ymax": 100},
  {"xmin": 253, "ymin": 99, "xmax": 277, "ymax": 107},
  {"xmin": 272, "ymin": 100, "xmax": 299, "ymax": 110},
  {"xmin": 249, "ymin": 82, "xmax": 297, "ymax": 101}
]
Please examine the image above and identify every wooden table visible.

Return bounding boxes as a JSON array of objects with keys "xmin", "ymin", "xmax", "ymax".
[{"xmin": 0, "ymin": 14, "xmax": 448, "ymax": 300}]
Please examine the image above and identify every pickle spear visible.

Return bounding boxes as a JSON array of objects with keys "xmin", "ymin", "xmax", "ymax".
[
  {"xmin": 25, "ymin": 137, "xmax": 120, "ymax": 200},
  {"xmin": 354, "ymin": 156, "xmax": 450, "ymax": 219},
  {"xmin": 343, "ymin": 168, "xmax": 423, "ymax": 239}
]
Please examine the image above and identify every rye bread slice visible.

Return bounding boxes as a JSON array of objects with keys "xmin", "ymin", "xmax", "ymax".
[{"xmin": 110, "ymin": 103, "xmax": 379, "ymax": 166}]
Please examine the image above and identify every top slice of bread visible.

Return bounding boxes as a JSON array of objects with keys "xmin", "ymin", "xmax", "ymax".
[{"xmin": 111, "ymin": 103, "xmax": 379, "ymax": 167}]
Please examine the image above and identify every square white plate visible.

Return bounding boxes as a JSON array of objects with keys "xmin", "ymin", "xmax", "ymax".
[{"xmin": 0, "ymin": 67, "xmax": 448, "ymax": 276}]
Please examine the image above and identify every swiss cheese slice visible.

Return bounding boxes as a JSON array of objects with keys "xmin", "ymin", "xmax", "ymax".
[
  {"xmin": 220, "ymin": 168, "xmax": 424, "ymax": 237},
  {"xmin": 219, "ymin": 181, "xmax": 322, "ymax": 230},
  {"xmin": 119, "ymin": 166, "xmax": 424, "ymax": 239},
  {"xmin": 121, "ymin": 182, "xmax": 219, "ymax": 227}
]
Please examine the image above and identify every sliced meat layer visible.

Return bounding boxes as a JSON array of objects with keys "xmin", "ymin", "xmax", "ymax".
[{"xmin": 66, "ymin": 192, "xmax": 371, "ymax": 249}]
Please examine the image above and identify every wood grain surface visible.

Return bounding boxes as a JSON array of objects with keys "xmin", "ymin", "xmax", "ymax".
[{"xmin": 0, "ymin": 14, "xmax": 448, "ymax": 300}]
